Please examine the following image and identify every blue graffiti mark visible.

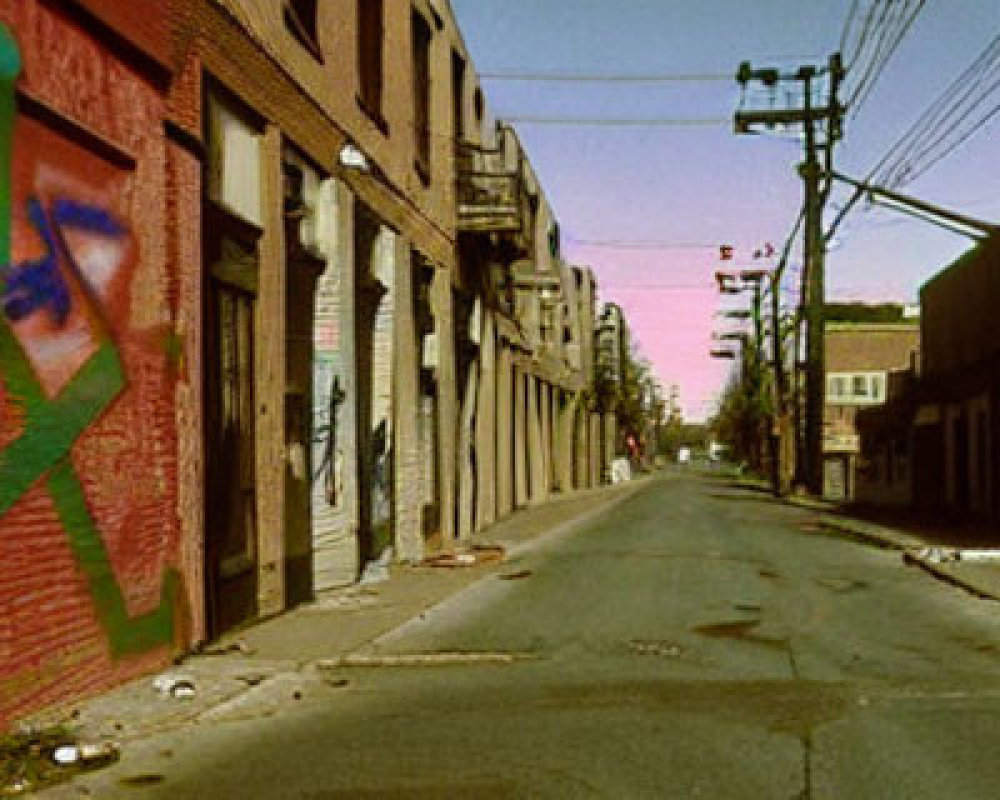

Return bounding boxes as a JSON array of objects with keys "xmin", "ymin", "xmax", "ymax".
[
  {"xmin": 51, "ymin": 197, "xmax": 126, "ymax": 238},
  {"xmin": 2, "ymin": 196, "xmax": 71, "ymax": 324},
  {"xmin": 1, "ymin": 196, "xmax": 126, "ymax": 325}
]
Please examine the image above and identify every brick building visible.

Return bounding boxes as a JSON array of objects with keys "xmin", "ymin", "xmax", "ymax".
[
  {"xmin": 0, "ymin": 0, "xmax": 191, "ymax": 725},
  {"xmin": 823, "ymin": 322, "xmax": 920, "ymax": 500},
  {"xmin": 858, "ymin": 236, "xmax": 999, "ymax": 518},
  {"xmin": 0, "ymin": 0, "xmax": 624, "ymax": 725}
]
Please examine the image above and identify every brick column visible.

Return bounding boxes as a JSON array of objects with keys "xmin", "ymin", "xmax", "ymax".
[
  {"xmin": 458, "ymin": 360, "xmax": 478, "ymax": 539},
  {"xmin": 589, "ymin": 412, "xmax": 602, "ymax": 487},
  {"xmin": 527, "ymin": 372, "xmax": 548, "ymax": 504},
  {"xmin": 604, "ymin": 411, "xmax": 617, "ymax": 484},
  {"xmin": 432, "ymin": 270, "xmax": 458, "ymax": 545},
  {"xmin": 555, "ymin": 389, "xmax": 575, "ymax": 493},
  {"xmin": 475, "ymin": 309, "xmax": 497, "ymax": 531},
  {"xmin": 540, "ymin": 381, "xmax": 553, "ymax": 493},
  {"xmin": 496, "ymin": 345, "xmax": 514, "ymax": 517},
  {"xmin": 392, "ymin": 237, "xmax": 423, "ymax": 563},
  {"xmin": 256, "ymin": 124, "xmax": 287, "ymax": 616},
  {"xmin": 574, "ymin": 396, "xmax": 590, "ymax": 489},
  {"xmin": 514, "ymin": 366, "xmax": 529, "ymax": 508}
]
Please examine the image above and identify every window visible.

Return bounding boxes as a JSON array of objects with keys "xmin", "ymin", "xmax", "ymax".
[
  {"xmin": 284, "ymin": 0, "xmax": 322, "ymax": 61},
  {"xmin": 828, "ymin": 376, "xmax": 847, "ymax": 400},
  {"xmin": 358, "ymin": 0, "xmax": 385, "ymax": 128},
  {"xmin": 451, "ymin": 50, "xmax": 466, "ymax": 148},
  {"xmin": 853, "ymin": 375, "xmax": 868, "ymax": 398},
  {"xmin": 473, "ymin": 87, "xmax": 484, "ymax": 124},
  {"xmin": 412, "ymin": 9, "xmax": 432, "ymax": 183},
  {"xmin": 870, "ymin": 374, "xmax": 883, "ymax": 402}
]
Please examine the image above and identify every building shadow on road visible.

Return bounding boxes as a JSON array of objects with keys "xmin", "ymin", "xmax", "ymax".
[{"xmin": 834, "ymin": 503, "xmax": 999, "ymax": 549}]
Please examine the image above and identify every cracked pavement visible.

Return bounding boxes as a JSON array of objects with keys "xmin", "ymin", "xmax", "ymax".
[{"xmin": 37, "ymin": 472, "xmax": 1000, "ymax": 799}]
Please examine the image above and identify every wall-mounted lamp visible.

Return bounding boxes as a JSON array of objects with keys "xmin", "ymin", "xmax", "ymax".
[{"xmin": 339, "ymin": 142, "xmax": 370, "ymax": 172}]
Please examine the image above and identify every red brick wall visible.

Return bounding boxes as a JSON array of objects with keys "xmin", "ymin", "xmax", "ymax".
[
  {"xmin": 63, "ymin": 0, "xmax": 172, "ymax": 72},
  {"xmin": 0, "ymin": 2, "xmax": 195, "ymax": 727},
  {"xmin": 825, "ymin": 326, "xmax": 920, "ymax": 373},
  {"xmin": 921, "ymin": 237, "xmax": 1000, "ymax": 379}
]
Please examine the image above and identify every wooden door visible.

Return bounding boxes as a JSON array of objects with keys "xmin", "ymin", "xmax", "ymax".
[{"xmin": 204, "ymin": 230, "xmax": 259, "ymax": 637}]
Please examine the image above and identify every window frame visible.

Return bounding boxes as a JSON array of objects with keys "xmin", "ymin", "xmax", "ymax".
[
  {"xmin": 357, "ymin": 0, "xmax": 388, "ymax": 133},
  {"xmin": 451, "ymin": 49, "xmax": 466, "ymax": 150},
  {"xmin": 284, "ymin": 0, "xmax": 323, "ymax": 62},
  {"xmin": 412, "ymin": 7, "xmax": 433, "ymax": 185}
]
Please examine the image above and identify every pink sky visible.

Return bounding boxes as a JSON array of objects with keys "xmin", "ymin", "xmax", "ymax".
[
  {"xmin": 453, "ymin": 1, "xmax": 1000, "ymax": 425},
  {"xmin": 566, "ymin": 243, "xmax": 733, "ymax": 422}
]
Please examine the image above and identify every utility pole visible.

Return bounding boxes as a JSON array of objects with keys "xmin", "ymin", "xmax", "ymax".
[
  {"xmin": 769, "ymin": 267, "xmax": 787, "ymax": 495},
  {"xmin": 767, "ymin": 208, "xmax": 804, "ymax": 497},
  {"xmin": 750, "ymin": 276, "xmax": 769, "ymax": 475},
  {"xmin": 801, "ymin": 64, "xmax": 824, "ymax": 496},
  {"xmin": 735, "ymin": 54, "xmax": 845, "ymax": 496}
]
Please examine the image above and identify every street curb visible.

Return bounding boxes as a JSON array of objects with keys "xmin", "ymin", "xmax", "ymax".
[
  {"xmin": 785, "ymin": 497, "xmax": 1000, "ymax": 603},
  {"xmin": 900, "ymin": 553, "xmax": 999, "ymax": 601},
  {"xmin": 23, "ymin": 477, "xmax": 657, "ymax": 751},
  {"xmin": 365, "ymin": 478, "xmax": 655, "ymax": 651},
  {"xmin": 498, "ymin": 477, "xmax": 653, "ymax": 560}
]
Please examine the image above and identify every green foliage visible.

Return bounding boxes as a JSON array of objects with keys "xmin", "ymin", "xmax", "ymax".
[
  {"xmin": 658, "ymin": 421, "xmax": 707, "ymax": 456},
  {"xmin": 824, "ymin": 302, "xmax": 907, "ymax": 323},
  {"xmin": 709, "ymin": 352, "xmax": 772, "ymax": 471},
  {"xmin": 593, "ymin": 343, "xmax": 663, "ymax": 449}
]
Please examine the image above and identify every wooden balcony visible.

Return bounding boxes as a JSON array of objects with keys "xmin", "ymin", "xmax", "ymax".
[{"xmin": 456, "ymin": 131, "xmax": 530, "ymax": 237}]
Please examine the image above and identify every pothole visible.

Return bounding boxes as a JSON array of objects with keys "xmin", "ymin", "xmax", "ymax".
[
  {"xmin": 629, "ymin": 640, "xmax": 683, "ymax": 659},
  {"xmin": 816, "ymin": 577, "xmax": 869, "ymax": 594},
  {"xmin": 692, "ymin": 620, "xmax": 789, "ymax": 652}
]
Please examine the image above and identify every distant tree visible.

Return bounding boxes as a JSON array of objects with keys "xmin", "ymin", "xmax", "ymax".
[
  {"xmin": 709, "ymin": 352, "xmax": 771, "ymax": 472},
  {"xmin": 658, "ymin": 419, "xmax": 707, "ymax": 457},
  {"xmin": 592, "ymin": 341, "xmax": 665, "ymax": 458},
  {"xmin": 823, "ymin": 303, "xmax": 908, "ymax": 324}
]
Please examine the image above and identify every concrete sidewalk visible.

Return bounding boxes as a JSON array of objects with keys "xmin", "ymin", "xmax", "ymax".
[
  {"xmin": 21, "ymin": 479, "xmax": 650, "ymax": 752},
  {"xmin": 787, "ymin": 495, "xmax": 1000, "ymax": 603}
]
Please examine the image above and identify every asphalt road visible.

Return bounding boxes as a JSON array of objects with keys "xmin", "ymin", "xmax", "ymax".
[{"xmin": 50, "ymin": 473, "xmax": 1000, "ymax": 798}]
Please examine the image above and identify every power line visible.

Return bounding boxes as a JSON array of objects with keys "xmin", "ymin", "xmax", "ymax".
[
  {"xmin": 847, "ymin": 0, "xmax": 900, "ymax": 93},
  {"xmin": 566, "ymin": 239, "xmax": 720, "ymax": 250},
  {"xmin": 848, "ymin": 0, "xmax": 926, "ymax": 118},
  {"xmin": 826, "ymin": 30, "xmax": 1000, "ymax": 243},
  {"xmin": 479, "ymin": 70, "xmax": 730, "ymax": 83},
  {"xmin": 599, "ymin": 284, "xmax": 716, "ymax": 291},
  {"xmin": 500, "ymin": 115, "xmax": 729, "ymax": 127},
  {"xmin": 888, "ymin": 61, "xmax": 1000, "ymax": 185},
  {"xmin": 840, "ymin": 0, "xmax": 862, "ymax": 55},
  {"xmin": 877, "ymin": 32, "xmax": 1000, "ymax": 187},
  {"xmin": 901, "ymin": 94, "xmax": 1000, "ymax": 185},
  {"xmin": 845, "ymin": 0, "xmax": 887, "ymax": 69}
]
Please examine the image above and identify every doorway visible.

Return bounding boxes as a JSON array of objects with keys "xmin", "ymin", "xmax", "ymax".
[{"xmin": 203, "ymin": 209, "xmax": 261, "ymax": 637}]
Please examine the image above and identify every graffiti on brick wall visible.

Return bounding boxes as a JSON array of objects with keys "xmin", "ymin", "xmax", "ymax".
[{"xmin": 0, "ymin": 26, "xmax": 177, "ymax": 658}]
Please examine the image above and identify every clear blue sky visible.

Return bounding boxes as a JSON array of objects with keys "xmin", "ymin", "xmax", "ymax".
[{"xmin": 450, "ymin": 0, "xmax": 1000, "ymax": 420}]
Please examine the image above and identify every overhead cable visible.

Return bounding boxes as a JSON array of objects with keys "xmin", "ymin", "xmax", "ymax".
[
  {"xmin": 479, "ymin": 71, "xmax": 730, "ymax": 83},
  {"xmin": 501, "ymin": 115, "xmax": 729, "ymax": 127},
  {"xmin": 848, "ymin": 0, "xmax": 927, "ymax": 118},
  {"xmin": 878, "ymin": 32, "xmax": 1000, "ymax": 187}
]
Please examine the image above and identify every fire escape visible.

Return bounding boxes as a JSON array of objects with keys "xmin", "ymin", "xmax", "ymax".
[{"xmin": 456, "ymin": 123, "xmax": 536, "ymax": 345}]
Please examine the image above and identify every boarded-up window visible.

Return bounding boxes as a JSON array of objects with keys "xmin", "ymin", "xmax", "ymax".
[
  {"xmin": 412, "ymin": 9, "xmax": 432, "ymax": 182},
  {"xmin": 358, "ymin": 0, "xmax": 385, "ymax": 123}
]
